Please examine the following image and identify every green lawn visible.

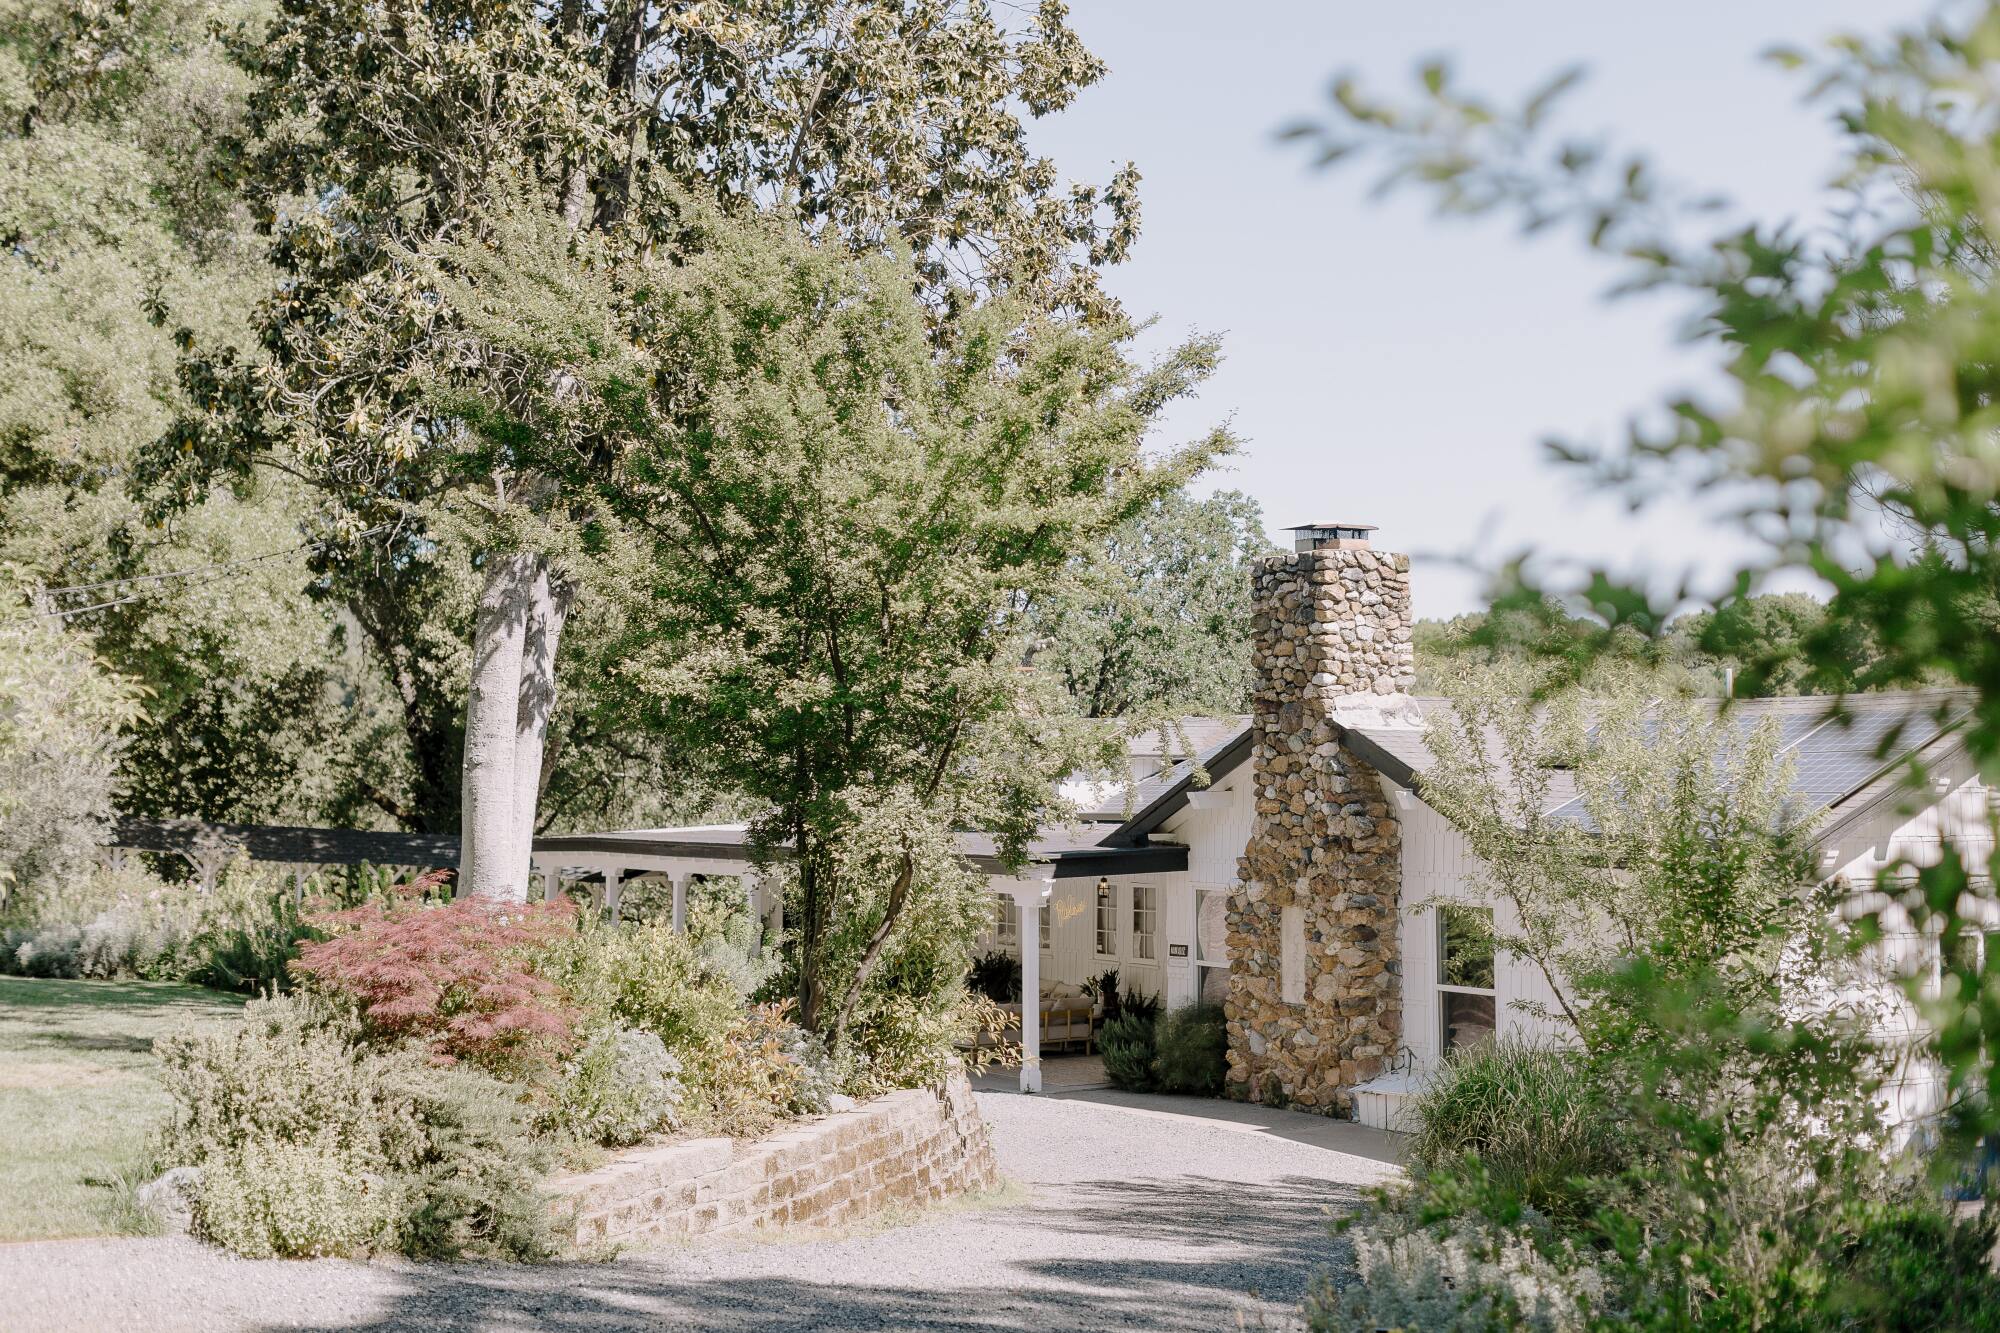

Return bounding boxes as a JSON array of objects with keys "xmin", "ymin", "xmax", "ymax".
[{"xmin": 0, "ymin": 977, "xmax": 245, "ymax": 1240}]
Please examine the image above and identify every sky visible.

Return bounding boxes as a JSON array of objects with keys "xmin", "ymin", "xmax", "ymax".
[{"xmin": 1027, "ymin": 0, "xmax": 1940, "ymax": 620}]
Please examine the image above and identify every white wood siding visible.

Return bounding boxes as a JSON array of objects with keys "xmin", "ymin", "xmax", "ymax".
[
  {"xmin": 1398, "ymin": 792, "xmax": 1571, "ymax": 1071},
  {"xmin": 1827, "ymin": 753, "xmax": 1994, "ymax": 1129}
]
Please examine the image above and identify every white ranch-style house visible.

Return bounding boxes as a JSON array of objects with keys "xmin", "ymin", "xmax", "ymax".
[{"xmin": 532, "ymin": 524, "xmax": 1986, "ymax": 1126}]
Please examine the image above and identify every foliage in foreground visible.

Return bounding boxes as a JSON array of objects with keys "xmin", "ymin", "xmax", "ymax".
[
  {"xmin": 1291, "ymin": 0, "xmax": 2000, "ymax": 1176},
  {"xmin": 145, "ymin": 876, "xmax": 993, "ymax": 1259},
  {"xmin": 1319, "ymin": 672, "xmax": 2000, "ymax": 1328}
]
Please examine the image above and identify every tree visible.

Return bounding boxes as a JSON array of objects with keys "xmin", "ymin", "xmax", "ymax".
[
  {"xmin": 1029, "ymin": 489, "xmax": 1274, "ymax": 719},
  {"xmin": 423, "ymin": 200, "xmax": 1232, "ymax": 1031},
  {"xmin": 0, "ymin": 579, "xmax": 145, "ymax": 912},
  {"xmin": 148, "ymin": 0, "xmax": 1149, "ymax": 894},
  {"xmin": 1284, "ymin": 0, "xmax": 2000, "ymax": 1165},
  {"xmin": 0, "ymin": 0, "xmax": 382, "ymax": 826},
  {"xmin": 1665, "ymin": 593, "xmax": 1891, "ymax": 698},
  {"xmin": 1417, "ymin": 662, "xmax": 1811, "ymax": 1037}
]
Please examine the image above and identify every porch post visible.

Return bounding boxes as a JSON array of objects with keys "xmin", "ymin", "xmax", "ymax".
[
  {"xmin": 540, "ymin": 864, "xmax": 559, "ymax": 904},
  {"xmin": 606, "ymin": 869, "xmax": 627, "ymax": 923},
  {"xmin": 671, "ymin": 874, "xmax": 688, "ymax": 933},
  {"xmin": 594, "ymin": 868, "xmax": 620, "ymax": 920},
  {"xmin": 1002, "ymin": 871, "xmax": 1055, "ymax": 1094}
]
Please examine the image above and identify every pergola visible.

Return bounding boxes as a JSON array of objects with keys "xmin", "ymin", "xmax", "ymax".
[{"xmin": 531, "ymin": 824, "xmax": 1188, "ymax": 1092}]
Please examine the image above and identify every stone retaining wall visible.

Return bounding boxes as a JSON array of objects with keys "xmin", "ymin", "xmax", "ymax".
[{"xmin": 551, "ymin": 1070, "xmax": 998, "ymax": 1249}]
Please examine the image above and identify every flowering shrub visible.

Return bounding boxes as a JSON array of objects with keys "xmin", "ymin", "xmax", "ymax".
[
  {"xmin": 294, "ymin": 897, "xmax": 580, "ymax": 1070},
  {"xmin": 193, "ymin": 1132, "xmax": 395, "ymax": 1260},
  {"xmin": 543, "ymin": 1024, "xmax": 686, "ymax": 1148}
]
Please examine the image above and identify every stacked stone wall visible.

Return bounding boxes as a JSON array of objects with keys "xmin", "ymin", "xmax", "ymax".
[
  {"xmin": 553, "ymin": 1070, "xmax": 997, "ymax": 1249},
  {"xmin": 1225, "ymin": 545, "xmax": 1411, "ymax": 1114}
]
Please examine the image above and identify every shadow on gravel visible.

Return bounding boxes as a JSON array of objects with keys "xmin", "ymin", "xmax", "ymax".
[
  {"xmin": 254, "ymin": 1269, "xmax": 1291, "ymax": 1333},
  {"xmin": 250, "ymin": 1174, "xmax": 1359, "ymax": 1333}
]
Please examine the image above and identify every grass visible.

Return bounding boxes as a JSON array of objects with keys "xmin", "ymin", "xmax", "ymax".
[
  {"xmin": 0, "ymin": 976, "xmax": 245, "ymax": 1240},
  {"xmin": 1407, "ymin": 1038, "xmax": 1625, "ymax": 1223}
]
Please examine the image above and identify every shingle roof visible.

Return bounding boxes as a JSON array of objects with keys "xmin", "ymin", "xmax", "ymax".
[{"xmin": 1105, "ymin": 689, "xmax": 1979, "ymax": 846}]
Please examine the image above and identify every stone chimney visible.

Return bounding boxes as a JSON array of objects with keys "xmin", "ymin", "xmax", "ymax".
[{"xmin": 1224, "ymin": 523, "xmax": 1411, "ymax": 1113}]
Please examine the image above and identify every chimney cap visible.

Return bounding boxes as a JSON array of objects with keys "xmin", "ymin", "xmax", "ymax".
[{"xmin": 1286, "ymin": 521, "xmax": 1377, "ymax": 552}]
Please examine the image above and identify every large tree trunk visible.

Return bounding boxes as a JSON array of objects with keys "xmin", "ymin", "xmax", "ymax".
[
  {"xmin": 509, "ymin": 565, "xmax": 570, "ymax": 884},
  {"xmin": 460, "ymin": 553, "xmax": 538, "ymax": 899}
]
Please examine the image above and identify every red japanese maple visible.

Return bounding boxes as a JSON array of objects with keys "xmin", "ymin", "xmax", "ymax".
[{"xmin": 294, "ymin": 895, "xmax": 580, "ymax": 1068}]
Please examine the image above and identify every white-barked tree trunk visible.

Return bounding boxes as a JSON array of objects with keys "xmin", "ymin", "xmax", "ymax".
[{"xmin": 460, "ymin": 552, "xmax": 546, "ymax": 900}]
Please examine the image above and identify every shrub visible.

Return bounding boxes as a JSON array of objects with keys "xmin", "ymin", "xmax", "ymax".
[
  {"xmin": 1407, "ymin": 1040, "xmax": 1620, "ymax": 1223},
  {"xmin": 293, "ymin": 897, "xmax": 580, "ymax": 1071},
  {"xmin": 1306, "ymin": 1210, "xmax": 1615, "ymax": 1333},
  {"xmin": 1099, "ymin": 1012, "xmax": 1158, "ymax": 1092},
  {"xmin": 1, "ymin": 865, "xmax": 205, "ymax": 980},
  {"xmin": 776, "ymin": 1021, "xmax": 847, "ymax": 1116},
  {"xmin": 158, "ymin": 993, "xmax": 558, "ymax": 1261},
  {"xmin": 540, "ymin": 918, "xmax": 745, "ymax": 1060},
  {"xmin": 1153, "ymin": 1002, "xmax": 1226, "ymax": 1096},
  {"xmin": 543, "ymin": 1024, "xmax": 686, "ymax": 1148},
  {"xmin": 372, "ymin": 1055, "xmax": 558, "ymax": 1262},
  {"xmin": 1819, "ymin": 1197, "xmax": 2000, "ymax": 1328},
  {"xmin": 157, "ymin": 994, "xmax": 383, "ymax": 1160},
  {"xmin": 696, "ymin": 1003, "xmax": 820, "ymax": 1136},
  {"xmin": 193, "ymin": 1132, "xmax": 395, "ymax": 1260},
  {"xmin": 4, "ymin": 921, "xmax": 83, "ymax": 976},
  {"xmin": 968, "ymin": 950, "xmax": 1021, "ymax": 1003}
]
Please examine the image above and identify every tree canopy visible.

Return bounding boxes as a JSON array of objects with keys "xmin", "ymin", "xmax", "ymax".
[{"xmin": 422, "ymin": 198, "xmax": 1231, "ymax": 1028}]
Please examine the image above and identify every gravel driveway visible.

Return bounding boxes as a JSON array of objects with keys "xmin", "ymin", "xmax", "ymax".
[{"xmin": 0, "ymin": 1090, "xmax": 1400, "ymax": 1332}]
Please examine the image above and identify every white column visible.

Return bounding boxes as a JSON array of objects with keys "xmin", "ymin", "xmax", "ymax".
[
  {"xmin": 606, "ymin": 870, "xmax": 627, "ymax": 923},
  {"xmin": 1002, "ymin": 871, "xmax": 1055, "ymax": 1094},
  {"xmin": 540, "ymin": 864, "xmax": 558, "ymax": 904},
  {"xmin": 594, "ymin": 868, "xmax": 620, "ymax": 920},
  {"xmin": 671, "ymin": 874, "xmax": 689, "ymax": 933}
]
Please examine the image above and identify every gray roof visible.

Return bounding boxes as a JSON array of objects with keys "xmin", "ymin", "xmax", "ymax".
[
  {"xmin": 1109, "ymin": 690, "xmax": 1979, "ymax": 845},
  {"xmin": 113, "ymin": 818, "xmax": 462, "ymax": 867}
]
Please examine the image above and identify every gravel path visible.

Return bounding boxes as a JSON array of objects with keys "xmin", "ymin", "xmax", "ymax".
[{"xmin": 0, "ymin": 1091, "xmax": 1399, "ymax": 1331}]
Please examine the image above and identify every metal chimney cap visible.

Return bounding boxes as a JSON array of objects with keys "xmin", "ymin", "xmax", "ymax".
[{"xmin": 1286, "ymin": 522, "xmax": 1377, "ymax": 552}]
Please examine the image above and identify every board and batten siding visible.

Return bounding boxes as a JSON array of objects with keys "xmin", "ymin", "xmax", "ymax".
[
  {"xmin": 1157, "ymin": 776, "xmax": 1258, "ymax": 1006},
  {"xmin": 1827, "ymin": 750, "xmax": 1995, "ymax": 1129},
  {"xmin": 1397, "ymin": 791, "xmax": 1570, "ymax": 1072}
]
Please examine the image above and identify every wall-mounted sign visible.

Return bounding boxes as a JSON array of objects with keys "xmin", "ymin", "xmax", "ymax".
[{"xmin": 1168, "ymin": 943, "xmax": 1189, "ymax": 958}]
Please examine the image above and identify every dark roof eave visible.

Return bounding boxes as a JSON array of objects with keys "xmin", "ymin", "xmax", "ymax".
[
  {"xmin": 531, "ymin": 832, "xmax": 1187, "ymax": 880},
  {"xmin": 1101, "ymin": 726, "xmax": 1255, "ymax": 846}
]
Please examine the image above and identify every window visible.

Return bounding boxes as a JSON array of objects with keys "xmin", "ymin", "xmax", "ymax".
[
  {"xmin": 992, "ymin": 894, "xmax": 1019, "ymax": 947},
  {"xmin": 1096, "ymin": 878, "xmax": 1117, "ymax": 956},
  {"xmin": 1437, "ymin": 904, "xmax": 1497, "ymax": 1054},
  {"xmin": 1945, "ymin": 925, "xmax": 2000, "ymax": 981},
  {"xmin": 1039, "ymin": 900, "xmax": 1051, "ymax": 950},
  {"xmin": 1131, "ymin": 885, "xmax": 1158, "ymax": 961}
]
